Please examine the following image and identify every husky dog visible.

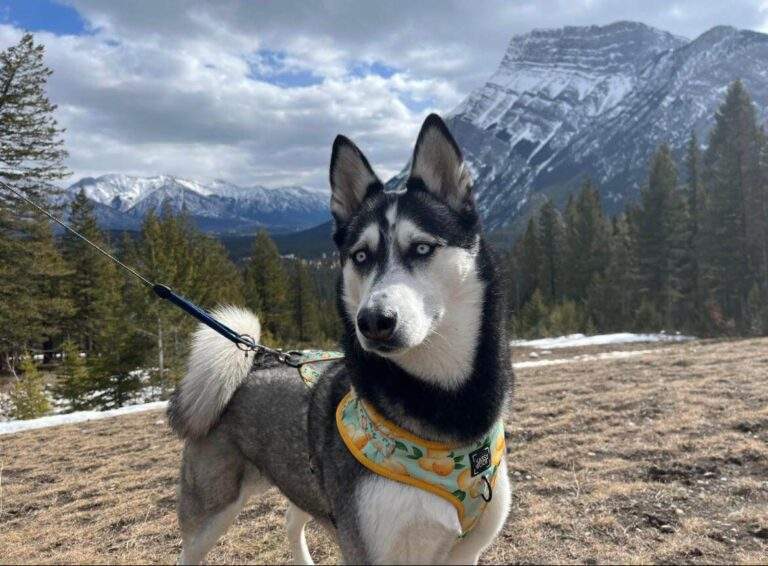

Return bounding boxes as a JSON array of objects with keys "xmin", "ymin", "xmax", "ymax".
[{"xmin": 169, "ymin": 114, "xmax": 513, "ymax": 565}]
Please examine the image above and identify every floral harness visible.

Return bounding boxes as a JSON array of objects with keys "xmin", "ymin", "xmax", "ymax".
[{"xmin": 295, "ymin": 351, "xmax": 505, "ymax": 536}]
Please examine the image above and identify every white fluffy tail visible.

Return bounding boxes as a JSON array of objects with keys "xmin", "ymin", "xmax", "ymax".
[{"xmin": 168, "ymin": 305, "xmax": 261, "ymax": 439}]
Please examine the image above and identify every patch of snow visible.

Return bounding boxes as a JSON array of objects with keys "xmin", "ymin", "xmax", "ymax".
[
  {"xmin": 511, "ymin": 332, "xmax": 695, "ymax": 349},
  {"xmin": 514, "ymin": 348, "xmax": 660, "ymax": 369},
  {"xmin": 0, "ymin": 401, "xmax": 168, "ymax": 435}
]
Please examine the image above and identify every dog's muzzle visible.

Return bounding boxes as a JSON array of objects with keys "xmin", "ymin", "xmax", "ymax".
[{"xmin": 357, "ymin": 305, "xmax": 399, "ymax": 351}]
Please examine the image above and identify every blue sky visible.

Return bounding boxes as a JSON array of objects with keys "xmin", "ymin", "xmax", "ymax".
[
  {"xmin": 0, "ymin": 0, "xmax": 766, "ymax": 189},
  {"xmin": 1, "ymin": 0, "xmax": 87, "ymax": 35}
]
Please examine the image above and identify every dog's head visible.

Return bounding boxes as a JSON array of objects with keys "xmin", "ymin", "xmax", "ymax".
[{"xmin": 329, "ymin": 114, "xmax": 486, "ymax": 388}]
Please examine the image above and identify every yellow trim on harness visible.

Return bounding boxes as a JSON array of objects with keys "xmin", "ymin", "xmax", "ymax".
[{"xmin": 336, "ymin": 390, "xmax": 505, "ymax": 535}]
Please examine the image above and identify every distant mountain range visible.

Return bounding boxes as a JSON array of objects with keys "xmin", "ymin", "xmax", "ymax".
[
  {"xmin": 61, "ymin": 174, "xmax": 330, "ymax": 234},
  {"xmin": 442, "ymin": 21, "xmax": 768, "ymax": 232}
]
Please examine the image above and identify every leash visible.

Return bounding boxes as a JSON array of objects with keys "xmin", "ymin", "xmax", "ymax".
[{"xmin": 0, "ymin": 180, "xmax": 302, "ymax": 366}]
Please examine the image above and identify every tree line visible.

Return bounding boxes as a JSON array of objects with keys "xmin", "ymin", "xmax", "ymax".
[
  {"xmin": 2, "ymin": 193, "xmax": 340, "ymax": 418},
  {"xmin": 507, "ymin": 80, "xmax": 768, "ymax": 338}
]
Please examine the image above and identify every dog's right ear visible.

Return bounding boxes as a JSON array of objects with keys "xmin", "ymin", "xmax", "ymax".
[{"xmin": 329, "ymin": 135, "xmax": 382, "ymax": 230}]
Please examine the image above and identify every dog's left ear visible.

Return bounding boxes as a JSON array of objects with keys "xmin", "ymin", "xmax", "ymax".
[
  {"xmin": 409, "ymin": 114, "xmax": 473, "ymax": 212},
  {"xmin": 329, "ymin": 135, "xmax": 383, "ymax": 226}
]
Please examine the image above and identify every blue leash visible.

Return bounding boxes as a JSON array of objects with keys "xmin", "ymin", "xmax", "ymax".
[{"xmin": 1, "ymin": 180, "xmax": 295, "ymax": 362}]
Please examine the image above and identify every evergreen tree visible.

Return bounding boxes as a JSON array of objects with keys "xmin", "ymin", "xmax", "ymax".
[
  {"xmin": 243, "ymin": 230, "xmax": 291, "ymax": 342},
  {"xmin": 701, "ymin": 81, "xmax": 763, "ymax": 330},
  {"xmin": 54, "ymin": 339, "xmax": 91, "ymax": 411},
  {"xmin": 0, "ymin": 33, "xmax": 70, "ymax": 369},
  {"xmin": 121, "ymin": 207, "xmax": 243, "ymax": 392},
  {"xmin": 564, "ymin": 179, "xmax": 609, "ymax": 301},
  {"xmin": 9, "ymin": 353, "xmax": 50, "ymax": 419},
  {"xmin": 684, "ymin": 132, "xmax": 706, "ymax": 330},
  {"xmin": 634, "ymin": 298, "xmax": 663, "ymax": 332},
  {"xmin": 88, "ymin": 314, "xmax": 147, "ymax": 409},
  {"xmin": 546, "ymin": 300, "xmax": 587, "ymax": 336},
  {"xmin": 635, "ymin": 144, "xmax": 690, "ymax": 328},
  {"xmin": 516, "ymin": 217, "xmax": 542, "ymax": 305},
  {"xmin": 518, "ymin": 288, "xmax": 548, "ymax": 338},
  {"xmin": 538, "ymin": 199, "xmax": 564, "ymax": 303},
  {"xmin": 290, "ymin": 261, "xmax": 322, "ymax": 343},
  {"xmin": 25, "ymin": 215, "xmax": 74, "ymax": 357},
  {"xmin": 61, "ymin": 189, "xmax": 122, "ymax": 352},
  {"xmin": 0, "ymin": 34, "xmax": 68, "ymax": 197},
  {"xmin": 588, "ymin": 215, "xmax": 637, "ymax": 331}
]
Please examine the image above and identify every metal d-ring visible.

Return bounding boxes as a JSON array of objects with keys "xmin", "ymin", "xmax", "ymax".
[
  {"xmin": 481, "ymin": 475, "xmax": 493, "ymax": 502},
  {"xmin": 236, "ymin": 333, "xmax": 257, "ymax": 351}
]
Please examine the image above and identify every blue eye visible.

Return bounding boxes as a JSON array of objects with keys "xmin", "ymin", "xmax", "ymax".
[
  {"xmin": 413, "ymin": 243, "xmax": 435, "ymax": 257},
  {"xmin": 352, "ymin": 249, "xmax": 368, "ymax": 265}
]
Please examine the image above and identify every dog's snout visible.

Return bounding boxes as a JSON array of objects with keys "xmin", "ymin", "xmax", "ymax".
[{"xmin": 357, "ymin": 307, "xmax": 398, "ymax": 342}]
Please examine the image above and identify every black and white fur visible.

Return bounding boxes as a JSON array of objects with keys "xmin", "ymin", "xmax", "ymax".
[{"xmin": 168, "ymin": 114, "xmax": 513, "ymax": 564}]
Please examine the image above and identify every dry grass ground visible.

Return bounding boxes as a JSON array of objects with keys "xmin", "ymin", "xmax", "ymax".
[{"xmin": 1, "ymin": 338, "xmax": 766, "ymax": 564}]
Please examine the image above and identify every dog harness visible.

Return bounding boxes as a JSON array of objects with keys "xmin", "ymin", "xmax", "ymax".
[
  {"xmin": 295, "ymin": 350, "xmax": 345, "ymax": 385},
  {"xmin": 336, "ymin": 389, "xmax": 506, "ymax": 535}
]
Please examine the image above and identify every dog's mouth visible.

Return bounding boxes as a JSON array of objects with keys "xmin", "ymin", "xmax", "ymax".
[{"xmin": 357, "ymin": 333, "xmax": 408, "ymax": 356}]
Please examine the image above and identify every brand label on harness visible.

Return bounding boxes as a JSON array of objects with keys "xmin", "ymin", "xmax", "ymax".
[{"xmin": 469, "ymin": 446, "xmax": 491, "ymax": 477}]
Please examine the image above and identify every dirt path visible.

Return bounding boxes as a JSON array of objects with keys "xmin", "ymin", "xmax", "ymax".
[{"xmin": 1, "ymin": 338, "xmax": 766, "ymax": 564}]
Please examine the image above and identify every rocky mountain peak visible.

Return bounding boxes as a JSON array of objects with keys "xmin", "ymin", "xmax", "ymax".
[{"xmin": 446, "ymin": 21, "xmax": 768, "ymax": 233}]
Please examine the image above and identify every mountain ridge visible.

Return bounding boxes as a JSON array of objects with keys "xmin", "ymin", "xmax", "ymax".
[
  {"xmin": 445, "ymin": 21, "xmax": 768, "ymax": 232},
  {"xmin": 61, "ymin": 174, "xmax": 330, "ymax": 234}
]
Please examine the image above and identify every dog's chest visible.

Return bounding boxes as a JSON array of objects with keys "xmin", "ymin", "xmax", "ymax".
[{"xmin": 355, "ymin": 474, "xmax": 461, "ymax": 562}]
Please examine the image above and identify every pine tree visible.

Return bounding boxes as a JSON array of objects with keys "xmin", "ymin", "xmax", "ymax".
[
  {"xmin": 516, "ymin": 217, "xmax": 542, "ymax": 305},
  {"xmin": 684, "ymin": 132, "xmax": 706, "ymax": 331},
  {"xmin": 0, "ymin": 34, "xmax": 68, "ymax": 197},
  {"xmin": 130, "ymin": 207, "xmax": 243, "ymax": 385},
  {"xmin": 9, "ymin": 353, "xmax": 50, "ymax": 419},
  {"xmin": 290, "ymin": 261, "xmax": 322, "ymax": 343},
  {"xmin": 518, "ymin": 288, "xmax": 548, "ymax": 338},
  {"xmin": 0, "ymin": 34, "xmax": 70, "ymax": 370},
  {"xmin": 538, "ymin": 199, "xmax": 564, "ymax": 303},
  {"xmin": 24, "ymin": 214, "xmax": 74, "ymax": 358},
  {"xmin": 634, "ymin": 298, "xmax": 663, "ymax": 332},
  {"xmin": 61, "ymin": 190, "xmax": 122, "ymax": 352},
  {"xmin": 701, "ymin": 81, "xmax": 763, "ymax": 330},
  {"xmin": 88, "ymin": 319, "xmax": 147, "ymax": 409},
  {"xmin": 588, "ymin": 215, "xmax": 637, "ymax": 331},
  {"xmin": 564, "ymin": 179, "xmax": 609, "ymax": 301},
  {"xmin": 635, "ymin": 144, "xmax": 690, "ymax": 328},
  {"xmin": 54, "ymin": 339, "xmax": 91, "ymax": 411},
  {"xmin": 243, "ymin": 230, "xmax": 291, "ymax": 342}
]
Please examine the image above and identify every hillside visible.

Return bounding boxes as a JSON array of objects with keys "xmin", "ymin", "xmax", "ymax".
[{"xmin": 1, "ymin": 338, "xmax": 766, "ymax": 563}]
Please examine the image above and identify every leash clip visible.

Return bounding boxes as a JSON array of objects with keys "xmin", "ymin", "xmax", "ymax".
[{"xmin": 481, "ymin": 475, "xmax": 493, "ymax": 503}]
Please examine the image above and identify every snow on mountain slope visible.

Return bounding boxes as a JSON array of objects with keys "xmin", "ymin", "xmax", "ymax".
[
  {"xmin": 63, "ymin": 175, "xmax": 330, "ymax": 234},
  {"xmin": 446, "ymin": 21, "xmax": 768, "ymax": 232}
]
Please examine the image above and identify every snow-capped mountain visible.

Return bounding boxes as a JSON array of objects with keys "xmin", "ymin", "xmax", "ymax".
[
  {"xmin": 63, "ymin": 174, "xmax": 330, "ymax": 233},
  {"xmin": 444, "ymin": 21, "xmax": 768, "ymax": 232}
]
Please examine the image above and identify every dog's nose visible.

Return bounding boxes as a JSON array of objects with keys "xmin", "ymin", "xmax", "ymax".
[{"xmin": 357, "ymin": 307, "xmax": 397, "ymax": 342}]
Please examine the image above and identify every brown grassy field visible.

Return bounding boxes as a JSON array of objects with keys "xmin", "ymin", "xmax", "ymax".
[{"xmin": 1, "ymin": 337, "xmax": 766, "ymax": 564}]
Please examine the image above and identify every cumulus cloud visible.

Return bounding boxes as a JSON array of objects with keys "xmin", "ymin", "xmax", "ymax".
[{"xmin": 1, "ymin": 1, "xmax": 765, "ymax": 190}]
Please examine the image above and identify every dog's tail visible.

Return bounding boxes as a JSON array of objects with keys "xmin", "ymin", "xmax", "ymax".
[{"xmin": 167, "ymin": 305, "xmax": 261, "ymax": 440}]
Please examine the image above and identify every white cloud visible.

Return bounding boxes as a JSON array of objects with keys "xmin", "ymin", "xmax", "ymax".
[{"xmin": 1, "ymin": 1, "xmax": 766, "ymax": 190}]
